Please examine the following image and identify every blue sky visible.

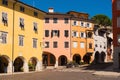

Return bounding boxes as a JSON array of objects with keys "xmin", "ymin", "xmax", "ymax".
[{"xmin": 20, "ymin": 0, "xmax": 112, "ymax": 19}]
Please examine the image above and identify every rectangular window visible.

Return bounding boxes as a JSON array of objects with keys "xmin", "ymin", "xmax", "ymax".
[
  {"xmin": 80, "ymin": 32, "xmax": 86, "ymax": 38},
  {"xmin": 87, "ymin": 32, "xmax": 92, "ymax": 38},
  {"xmin": 80, "ymin": 42, "xmax": 84, "ymax": 48},
  {"xmin": 64, "ymin": 18, "xmax": 69, "ymax": 23},
  {"xmin": 19, "ymin": 18, "xmax": 24, "ymax": 29},
  {"xmin": 33, "ymin": 38, "xmax": 37, "ymax": 48},
  {"xmin": 19, "ymin": 35, "xmax": 24, "ymax": 46},
  {"xmin": 34, "ymin": 11, "xmax": 38, "ymax": 17},
  {"xmin": 53, "ymin": 41, "xmax": 58, "ymax": 48},
  {"xmin": 20, "ymin": 6, "xmax": 25, "ymax": 12},
  {"xmin": 64, "ymin": 30, "xmax": 69, "ymax": 37},
  {"xmin": 2, "ymin": 12, "xmax": 8, "ymax": 26},
  {"xmin": 51, "ymin": 30, "xmax": 60, "ymax": 37},
  {"xmin": 86, "ymin": 23, "xmax": 90, "ymax": 27},
  {"xmin": 45, "ymin": 18, "xmax": 49, "ymax": 23},
  {"xmin": 53, "ymin": 18, "xmax": 58, "ymax": 23},
  {"xmin": 2, "ymin": 0, "xmax": 8, "ymax": 6},
  {"xmin": 72, "ymin": 31, "xmax": 78, "ymax": 37},
  {"xmin": 64, "ymin": 42, "xmax": 69, "ymax": 48},
  {"xmin": 73, "ymin": 42, "xmax": 77, "ymax": 48},
  {"xmin": 33, "ymin": 22, "xmax": 38, "ymax": 32},
  {"xmin": 45, "ymin": 30, "xmax": 49, "ymax": 37},
  {"xmin": 45, "ymin": 42, "xmax": 49, "ymax": 48},
  {"xmin": 117, "ymin": 17, "xmax": 120, "ymax": 27},
  {"xmin": 89, "ymin": 43, "xmax": 92, "ymax": 49},
  {"xmin": 0, "ymin": 32, "xmax": 7, "ymax": 44},
  {"xmin": 73, "ymin": 21, "xmax": 78, "ymax": 26},
  {"xmin": 117, "ymin": 0, "xmax": 120, "ymax": 10},
  {"xmin": 80, "ymin": 21, "xmax": 84, "ymax": 26}
]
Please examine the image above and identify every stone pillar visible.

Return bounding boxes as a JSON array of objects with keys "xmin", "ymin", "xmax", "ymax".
[
  {"xmin": 36, "ymin": 61, "xmax": 43, "ymax": 71},
  {"xmin": 55, "ymin": 60, "xmax": 58, "ymax": 68},
  {"xmin": 39, "ymin": 61, "xmax": 43, "ymax": 71},
  {"xmin": 113, "ymin": 47, "xmax": 120, "ymax": 69},
  {"xmin": 7, "ymin": 61, "xmax": 12, "ymax": 73},
  {"xmin": 104, "ymin": 51, "xmax": 107, "ymax": 62},
  {"xmin": 23, "ymin": 62, "xmax": 29, "ymax": 72}
]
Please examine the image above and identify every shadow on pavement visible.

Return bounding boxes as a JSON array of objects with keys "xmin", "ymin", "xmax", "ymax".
[{"xmin": 80, "ymin": 62, "xmax": 120, "ymax": 72}]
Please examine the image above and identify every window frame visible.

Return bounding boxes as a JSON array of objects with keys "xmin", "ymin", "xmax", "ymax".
[
  {"xmin": 53, "ymin": 18, "xmax": 58, "ymax": 23},
  {"xmin": 2, "ymin": 12, "xmax": 8, "ymax": 26},
  {"xmin": 33, "ymin": 22, "xmax": 38, "ymax": 32},
  {"xmin": 80, "ymin": 32, "xmax": 86, "ymax": 38},
  {"xmin": 20, "ymin": 6, "xmax": 25, "ymax": 12},
  {"xmin": 64, "ymin": 18, "xmax": 69, "ymax": 24},
  {"xmin": 80, "ymin": 42, "xmax": 85, "ymax": 48},
  {"xmin": 53, "ymin": 41, "xmax": 58, "ymax": 48},
  {"xmin": 64, "ymin": 42, "xmax": 69, "ymax": 48},
  {"xmin": 19, "ymin": 18, "xmax": 24, "ymax": 29},
  {"xmin": 89, "ymin": 43, "xmax": 92, "ymax": 49},
  {"xmin": 2, "ymin": 0, "xmax": 8, "ymax": 6},
  {"xmin": 45, "ymin": 41, "xmax": 49, "ymax": 48},
  {"xmin": 0, "ymin": 32, "xmax": 7, "ymax": 44},
  {"xmin": 64, "ymin": 30, "xmax": 69, "ymax": 37},
  {"xmin": 73, "ymin": 41, "xmax": 78, "ymax": 48},
  {"xmin": 45, "ymin": 30, "xmax": 49, "ymax": 37},
  {"xmin": 45, "ymin": 18, "xmax": 49, "ymax": 23},
  {"xmin": 33, "ymin": 38, "xmax": 37, "ymax": 48},
  {"xmin": 19, "ymin": 35, "xmax": 24, "ymax": 46},
  {"xmin": 117, "ymin": 0, "xmax": 120, "ymax": 10},
  {"xmin": 51, "ymin": 30, "xmax": 60, "ymax": 37},
  {"xmin": 117, "ymin": 16, "xmax": 120, "ymax": 27},
  {"xmin": 80, "ymin": 21, "xmax": 84, "ymax": 27},
  {"xmin": 34, "ymin": 11, "xmax": 38, "ymax": 17}
]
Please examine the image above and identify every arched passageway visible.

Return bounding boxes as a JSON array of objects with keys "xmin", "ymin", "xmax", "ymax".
[
  {"xmin": 42, "ymin": 52, "xmax": 56, "ymax": 67},
  {"xmin": 101, "ymin": 52, "xmax": 106, "ymax": 63},
  {"xmin": 73, "ymin": 54, "xmax": 81, "ymax": 64},
  {"xmin": 83, "ymin": 53, "xmax": 92, "ymax": 64},
  {"xmin": 14, "ymin": 57, "xmax": 25, "ymax": 72},
  {"xmin": 28, "ymin": 57, "xmax": 38, "ymax": 71},
  {"xmin": 94, "ymin": 51, "xmax": 100, "ymax": 63},
  {"xmin": 0, "ymin": 55, "xmax": 10, "ymax": 73},
  {"xmin": 58, "ymin": 55, "xmax": 67, "ymax": 66}
]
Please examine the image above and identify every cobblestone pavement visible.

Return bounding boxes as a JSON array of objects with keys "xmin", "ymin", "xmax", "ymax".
[{"xmin": 0, "ymin": 69, "xmax": 120, "ymax": 80}]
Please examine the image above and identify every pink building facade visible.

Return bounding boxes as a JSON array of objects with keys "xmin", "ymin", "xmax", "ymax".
[{"xmin": 43, "ymin": 8, "xmax": 71, "ymax": 67}]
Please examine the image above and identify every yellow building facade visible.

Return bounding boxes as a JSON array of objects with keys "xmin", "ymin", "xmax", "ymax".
[
  {"xmin": 0, "ymin": 0, "xmax": 45, "ymax": 73},
  {"xmin": 68, "ymin": 11, "xmax": 94, "ymax": 64}
]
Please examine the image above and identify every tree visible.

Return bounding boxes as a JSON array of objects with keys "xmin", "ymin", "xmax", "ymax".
[{"xmin": 91, "ymin": 14, "xmax": 112, "ymax": 27}]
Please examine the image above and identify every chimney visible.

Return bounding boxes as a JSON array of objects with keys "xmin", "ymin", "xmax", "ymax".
[{"xmin": 49, "ymin": 8, "xmax": 54, "ymax": 13}]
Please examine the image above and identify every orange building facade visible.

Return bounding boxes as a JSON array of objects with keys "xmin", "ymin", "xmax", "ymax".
[{"xmin": 68, "ymin": 11, "xmax": 94, "ymax": 64}]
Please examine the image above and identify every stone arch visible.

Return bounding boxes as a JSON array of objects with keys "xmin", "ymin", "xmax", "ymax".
[
  {"xmin": 73, "ymin": 54, "xmax": 81, "ymax": 64},
  {"xmin": 13, "ymin": 56, "xmax": 28, "ymax": 72},
  {"xmin": 28, "ymin": 57, "xmax": 39, "ymax": 71},
  {"xmin": 0, "ymin": 55, "xmax": 11, "ymax": 73},
  {"xmin": 101, "ymin": 51, "xmax": 106, "ymax": 63},
  {"xmin": 42, "ymin": 52, "xmax": 56, "ymax": 67},
  {"xmin": 94, "ymin": 51, "xmax": 100, "ymax": 63},
  {"xmin": 58, "ymin": 55, "xmax": 67, "ymax": 66},
  {"xmin": 83, "ymin": 53, "xmax": 92, "ymax": 64}
]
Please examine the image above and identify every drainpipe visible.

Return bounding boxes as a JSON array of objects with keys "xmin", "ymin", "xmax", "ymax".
[
  {"xmin": 70, "ymin": 16, "xmax": 72, "ymax": 61},
  {"xmin": 12, "ymin": 0, "xmax": 18, "ymax": 73},
  {"xmin": 85, "ymin": 30, "xmax": 88, "ymax": 55}
]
